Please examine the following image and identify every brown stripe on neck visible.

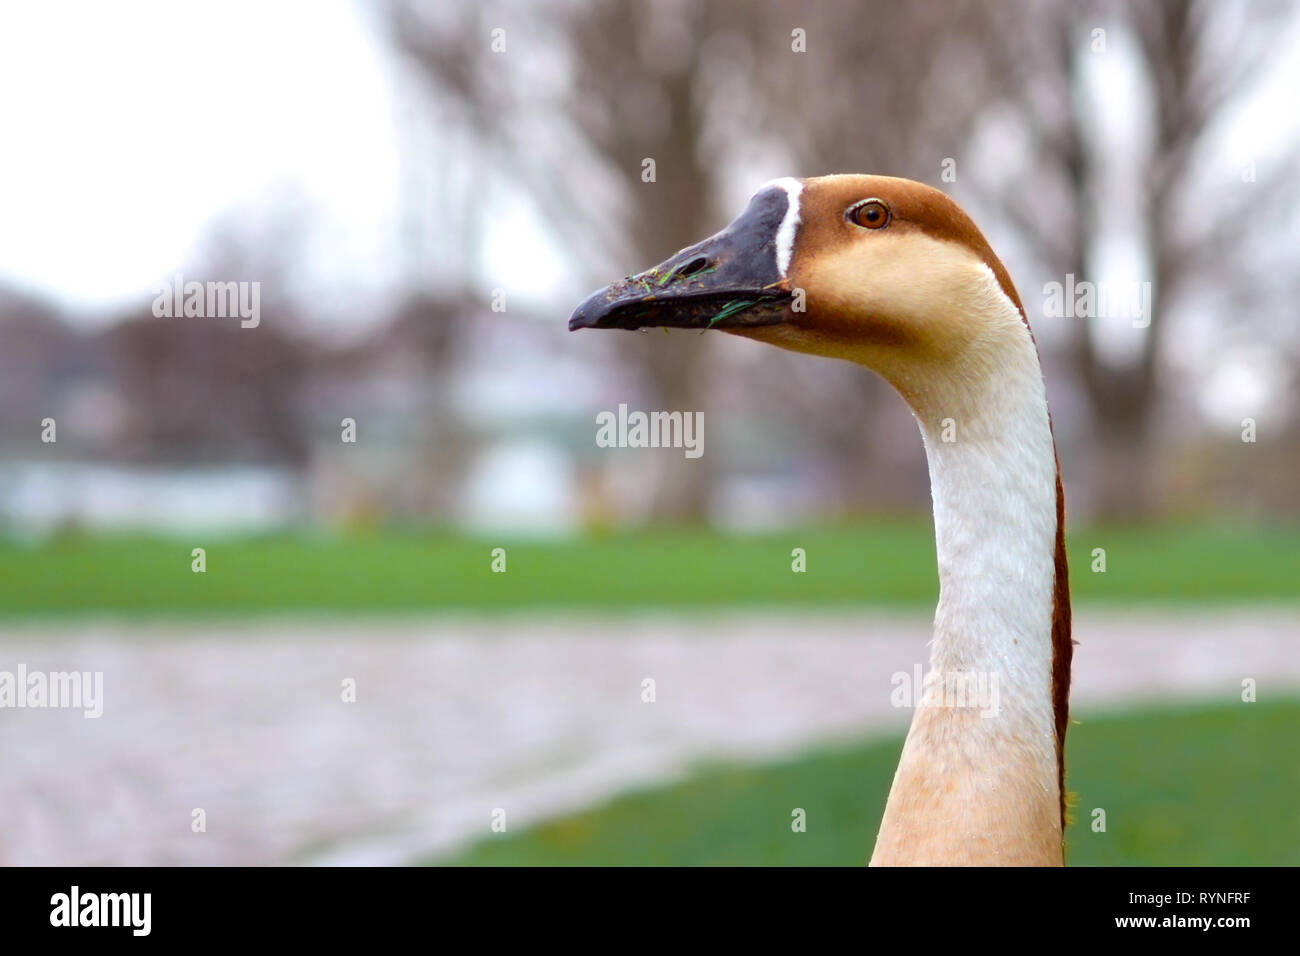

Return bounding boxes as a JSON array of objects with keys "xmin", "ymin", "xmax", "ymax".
[{"xmin": 1050, "ymin": 460, "xmax": 1072, "ymax": 843}]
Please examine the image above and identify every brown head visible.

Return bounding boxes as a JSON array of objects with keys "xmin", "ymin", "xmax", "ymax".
[
  {"xmin": 570, "ymin": 174, "xmax": 1035, "ymax": 410},
  {"xmin": 571, "ymin": 174, "xmax": 1073, "ymax": 842}
]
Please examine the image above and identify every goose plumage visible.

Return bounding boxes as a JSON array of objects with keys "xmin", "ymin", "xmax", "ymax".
[{"xmin": 570, "ymin": 174, "xmax": 1072, "ymax": 866}]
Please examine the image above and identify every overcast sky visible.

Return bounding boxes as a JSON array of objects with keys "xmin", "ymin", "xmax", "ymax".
[
  {"xmin": 0, "ymin": 1, "xmax": 401, "ymax": 316},
  {"xmin": 1, "ymin": 0, "xmax": 1297, "ymax": 358}
]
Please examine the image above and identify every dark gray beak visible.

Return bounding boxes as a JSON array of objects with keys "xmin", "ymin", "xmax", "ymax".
[{"xmin": 569, "ymin": 185, "xmax": 795, "ymax": 332}]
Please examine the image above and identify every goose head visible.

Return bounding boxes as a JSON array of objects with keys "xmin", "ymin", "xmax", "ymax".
[
  {"xmin": 570, "ymin": 176, "xmax": 1072, "ymax": 866},
  {"xmin": 569, "ymin": 174, "xmax": 1034, "ymax": 412}
]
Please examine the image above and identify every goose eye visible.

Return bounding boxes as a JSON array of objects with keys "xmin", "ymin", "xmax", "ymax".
[{"xmin": 848, "ymin": 199, "xmax": 890, "ymax": 230}]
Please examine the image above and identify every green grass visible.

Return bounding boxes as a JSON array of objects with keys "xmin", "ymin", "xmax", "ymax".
[
  {"xmin": 0, "ymin": 521, "xmax": 1295, "ymax": 616},
  {"xmin": 439, "ymin": 700, "xmax": 1300, "ymax": 866}
]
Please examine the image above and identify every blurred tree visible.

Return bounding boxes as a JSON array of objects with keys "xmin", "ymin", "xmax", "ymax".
[
  {"xmin": 727, "ymin": 0, "xmax": 1020, "ymax": 511},
  {"xmin": 0, "ymin": 288, "xmax": 83, "ymax": 444},
  {"xmin": 378, "ymin": 0, "xmax": 1299, "ymax": 521},
  {"xmin": 382, "ymin": 0, "xmax": 739, "ymax": 519},
  {"xmin": 381, "ymin": 0, "xmax": 1020, "ymax": 517},
  {"xmin": 101, "ymin": 313, "xmax": 310, "ymax": 466},
  {"xmin": 971, "ymin": 0, "xmax": 1300, "ymax": 516}
]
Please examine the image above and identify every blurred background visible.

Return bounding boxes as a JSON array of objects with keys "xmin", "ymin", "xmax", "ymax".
[{"xmin": 0, "ymin": 0, "xmax": 1297, "ymax": 866}]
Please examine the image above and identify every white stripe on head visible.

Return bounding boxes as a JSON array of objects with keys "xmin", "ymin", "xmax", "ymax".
[{"xmin": 761, "ymin": 177, "xmax": 803, "ymax": 277}]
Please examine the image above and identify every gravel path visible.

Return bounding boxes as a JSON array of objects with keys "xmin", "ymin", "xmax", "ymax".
[{"xmin": 1, "ymin": 608, "xmax": 1296, "ymax": 866}]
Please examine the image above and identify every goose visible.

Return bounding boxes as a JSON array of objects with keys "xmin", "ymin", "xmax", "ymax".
[{"xmin": 570, "ymin": 175, "xmax": 1072, "ymax": 866}]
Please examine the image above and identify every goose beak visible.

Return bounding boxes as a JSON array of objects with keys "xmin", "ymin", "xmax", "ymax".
[{"xmin": 569, "ymin": 186, "xmax": 794, "ymax": 332}]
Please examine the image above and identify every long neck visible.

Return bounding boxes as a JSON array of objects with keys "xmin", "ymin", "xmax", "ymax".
[{"xmin": 870, "ymin": 314, "xmax": 1068, "ymax": 866}]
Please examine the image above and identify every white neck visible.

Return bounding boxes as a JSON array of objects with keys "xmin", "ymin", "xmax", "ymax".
[
  {"xmin": 919, "ymin": 341, "xmax": 1058, "ymax": 727},
  {"xmin": 871, "ymin": 275, "xmax": 1063, "ymax": 865}
]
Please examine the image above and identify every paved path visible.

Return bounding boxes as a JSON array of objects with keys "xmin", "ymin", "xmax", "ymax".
[{"xmin": 0, "ymin": 608, "xmax": 1295, "ymax": 865}]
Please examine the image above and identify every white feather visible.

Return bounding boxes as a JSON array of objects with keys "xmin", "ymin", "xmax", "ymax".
[{"xmin": 761, "ymin": 177, "xmax": 803, "ymax": 277}]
